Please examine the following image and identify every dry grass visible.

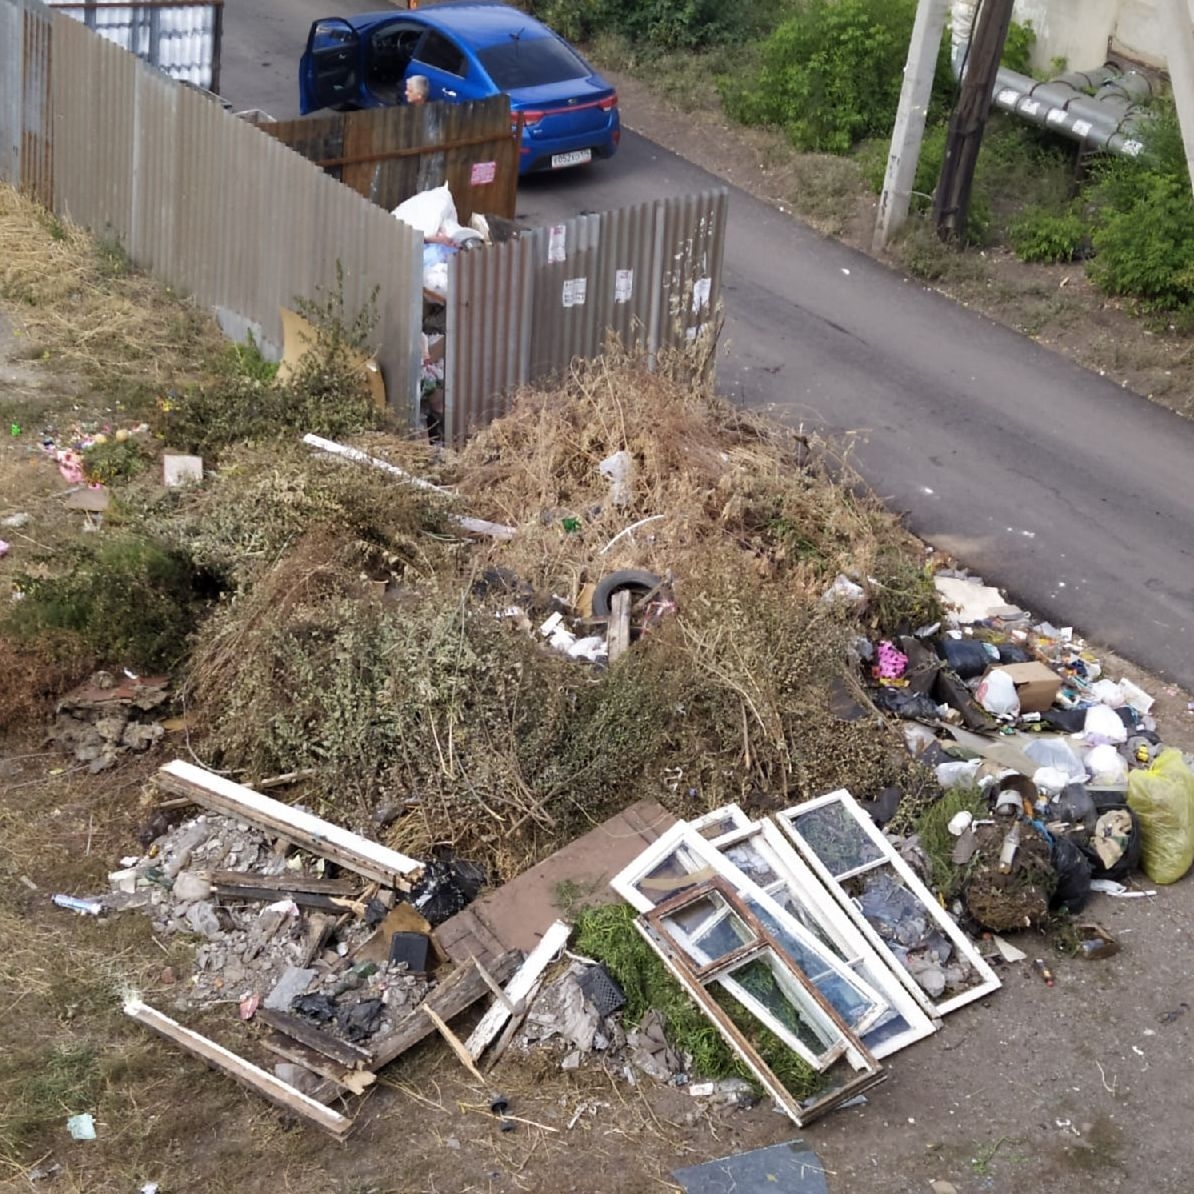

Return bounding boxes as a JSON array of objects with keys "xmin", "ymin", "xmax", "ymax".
[
  {"xmin": 0, "ymin": 186, "xmax": 224, "ymax": 402},
  {"xmin": 175, "ymin": 351, "xmax": 937, "ymax": 882}
]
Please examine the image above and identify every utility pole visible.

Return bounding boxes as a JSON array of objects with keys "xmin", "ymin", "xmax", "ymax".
[
  {"xmin": 933, "ymin": 0, "xmax": 1014, "ymax": 243},
  {"xmin": 874, "ymin": 0, "xmax": 951, "ymax": 251},
  {"xmin": 1157, "ymin": 0, "xmax": 1194, "ymax": 196}
]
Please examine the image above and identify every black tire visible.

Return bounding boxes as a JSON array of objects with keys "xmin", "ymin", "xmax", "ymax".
[{"xmin": 592, "ymin": 569, "xmax": 663, "ymax": 617}]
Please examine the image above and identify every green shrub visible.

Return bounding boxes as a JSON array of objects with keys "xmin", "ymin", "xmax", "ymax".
[
  {"xmin": 7, "ymin": 536, "xmax": 203, "ymax": 670},
  {"xmin": 1086, "ymin": 104, "xmax": 1194, "ymax": 311},
  {"xmin": 531, "ymin": 0, "xmax": 749, "ymax": 50},
  {"xmin": 82, "ymin": 436, "xmax": 149, "ymax": 486},
  {"xmin": 1009, "ymin": 206, "xmax": 1087, "ymax": 263},
  {"xmin": 720, "ymin": 0, "xmax": 953, "ymax": 154},
  {"xmin": 158, "ymin": 268, "xmax": 381, "ymax": 459},
  {"xmin": 1000, "ymin": 19, "xmax": 1036, "ymax": 75}
]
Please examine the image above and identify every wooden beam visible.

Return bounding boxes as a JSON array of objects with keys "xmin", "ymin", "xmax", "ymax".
[
  {"xmin": 259, "ymin": 1034, "xmax": 376, "ymax": 1098},
  {"xmin": 607, "ymin": 589, "xmax": 632, "ymax": 663},
  {"xmin": 256, "ymin": 1009, "xmax": 373, "ymax": 1070},
  {"xmin": 206, "ymin": 870, "xmax": 361, "ymax": 896},
  {"xmin": 423, "ymin": 1006, "xmax": 487, "ymax": 1084},
  {"xmin": 211, "ymin": 881, "xmax": 364, "ymax": 915},
  {"xmin": 124, "ymin": 998, "xmax": 354, "ymax": 1138},
  {"xmin": 157, "ymin": 760, "xmax": 421, "ymax": 889},
  {"xmin": 369, "ymin": 950, "xmax": 521, "ymax": 1070},
  {"xmin": 464, "ymin": 920, "xmax": 569, "ymax": 1061}
]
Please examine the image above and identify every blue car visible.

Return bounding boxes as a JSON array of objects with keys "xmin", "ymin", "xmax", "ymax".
[{"xmin": 300, "ymin": 2, "xmax": 620, "ymax": 174}]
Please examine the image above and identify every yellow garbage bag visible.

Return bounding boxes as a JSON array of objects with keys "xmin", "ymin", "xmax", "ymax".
[{"xmin": 1127, "ymin": 749, "xmax": 1194, "ymax": 884}]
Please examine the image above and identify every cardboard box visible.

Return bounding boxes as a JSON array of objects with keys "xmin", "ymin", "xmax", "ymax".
[{"xmin": 997, "ymin": 661, "xmax": 1061, "ymax": 714}]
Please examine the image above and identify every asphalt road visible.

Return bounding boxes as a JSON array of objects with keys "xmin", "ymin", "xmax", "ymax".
[{"xmin": 221, "ymin": 4, "xmax": 1194, "ymax": 689}]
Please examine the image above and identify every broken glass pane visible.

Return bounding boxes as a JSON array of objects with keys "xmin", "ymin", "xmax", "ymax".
[
  {"xmin": 721, "ymin": 955, "xmax": 832, "ymax": 1057},
  {"xmin": 663, "ymin": 893, "xmax": 754, "ymax": 965},
  {"xmin": 721, "ymin": 841, "xmax": 780, "ymax": 888},
  {"xmin": 791, "ymin": 801, "xmax": 882, "ymax": 876}
]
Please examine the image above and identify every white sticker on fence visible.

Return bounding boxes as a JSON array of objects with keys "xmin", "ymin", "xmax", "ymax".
[
  {"xmin": 563, "ymin": 277, "xmax": 588, "ymax": 308},
  {"xmin": 469, "ymin": 160, "xmax": 497, "ymax": 186},
  {"xmin": 548, "ymin": 225, "xmax": 567, "ymax": 264},
  {"xmin": 692, "ymin": 276, "xmax": 712, "ymax": 313},
  {"xmin": 615, "ymin": 269, "xmax": 634, "ymax": 304}
]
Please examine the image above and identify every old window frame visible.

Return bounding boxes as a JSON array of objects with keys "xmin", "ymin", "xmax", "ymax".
[
  {"xmin": 610, "ymin": 822, "xmax": 890, "ymax": 1038},
  {"xmin": 776, "ymin": 790, "xmax": 1001, "ymax": 1017},
  {"xmin": 695, "ymin": 805, "xmax": 938, "ymax": 1058}
]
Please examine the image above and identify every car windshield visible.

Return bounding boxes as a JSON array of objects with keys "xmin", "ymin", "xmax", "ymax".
[{"xmin": 476, "ymin": 36, "xmax": 588, "ymax": 90}]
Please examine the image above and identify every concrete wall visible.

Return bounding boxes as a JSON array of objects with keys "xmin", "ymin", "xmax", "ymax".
[{"xmin": 1010, "ymin": 0, "xmax": 1191, "ymax": 71}]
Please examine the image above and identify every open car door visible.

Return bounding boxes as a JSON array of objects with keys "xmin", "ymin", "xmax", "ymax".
[{"xmin": 299, "ymin": 18, "xmax": 361, "ymax": 114}]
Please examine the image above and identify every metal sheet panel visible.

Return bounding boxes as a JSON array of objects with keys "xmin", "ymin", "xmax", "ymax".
[
  {"xmin": 265, "ymin": 96, "xmax": 519, "ymax": 223},
  {"xmin": 39, "ymin": 4, "xmax": 422, "ymax": 420},
  {"xmin": 442, "ymin": 190, "xmax": 728, "ymax": 444}
]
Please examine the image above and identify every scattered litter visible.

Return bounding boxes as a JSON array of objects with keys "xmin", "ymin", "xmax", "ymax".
[
  {"xmin": 66, "ymin": 1112, "xmax": 96, "ymax": 1141},
  {"xmin": 1089, "ymin": 879, "xmax": 1154, "ymax": 898},
  {"xmin": 673, "ymin": 1140, "xmax": 832, "ymax": 1194},
  {"xmin": 1158, "ymin": 1002, "xmax": 1189, "ymax": 1025},
  {"xmin": 1033, "ymin": 958, "xmax": 1055, "ymax": 987},
  {"xmin": 163, "ymin": 453, "xmax": 204, "ymax": 487},
  {"xmin": 992, "ymin": 935, "xmax": 1027, "ymax": 963},
  {"xmin": 1077, "ymin": 923, "xmax": 1120, "ymax": 960},
  {"xmin": 53, "ymin": 894, "xmax": 103, "ymax": 916}
]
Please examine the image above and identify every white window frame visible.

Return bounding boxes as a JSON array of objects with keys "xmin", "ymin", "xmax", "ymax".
[
  {"xmin": 775, "ymin": 790, "xmax": 1001, "ymax": 1017},
  {"xmin": 698, "ymin": 805, "xmax": 938, "ymax": 1059},
  {"xmin": 610, "ymin": 822, "xmax": 890, "ymax": 1039}
]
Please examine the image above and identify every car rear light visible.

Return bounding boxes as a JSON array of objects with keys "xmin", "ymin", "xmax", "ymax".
[
  {"xmin": 520, "ymin": 110, "xmax": 545, "ymax": 127},
  {"xmin": 598, "ymin": 93, "xmax": 618, "ymax": 111}
]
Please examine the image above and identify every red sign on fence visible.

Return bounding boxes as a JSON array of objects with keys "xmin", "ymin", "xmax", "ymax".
[{"xmin": 469, "ymin": 160, "xmax": 497, "ymax": 186}]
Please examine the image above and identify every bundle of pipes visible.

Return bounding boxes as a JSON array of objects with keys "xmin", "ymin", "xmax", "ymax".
[{"xmin": 950, "ymin": 0, "xmax": 1154, "ymax": 156}]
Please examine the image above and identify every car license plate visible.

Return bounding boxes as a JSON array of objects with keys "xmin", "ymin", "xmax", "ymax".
[{"xmin": 551, "ymin": 149, "xmax": 592, "ymax": 169}]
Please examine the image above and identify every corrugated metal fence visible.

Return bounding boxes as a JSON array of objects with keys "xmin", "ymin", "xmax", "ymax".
[
  {"xmin": 264, "ymin": 96, "xmax": 519, "ymax": 224},
  {"xmin": 1, "ymin": 0, "xmax": 423, "ymax": 419},
  {"xmin": 442, "ymin": 189, "xmax": 728, "ymax": 446}
]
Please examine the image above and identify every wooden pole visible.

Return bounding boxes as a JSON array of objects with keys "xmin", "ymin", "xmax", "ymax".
[{"xmin": 933, "ymin": 0, "xmax": 1015, "ymax": 243}]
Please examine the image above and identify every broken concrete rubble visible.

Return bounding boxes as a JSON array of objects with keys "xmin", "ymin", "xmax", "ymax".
[{"xmin": 48, "ymin": 672, "xmax": 169, "ymax": 772}]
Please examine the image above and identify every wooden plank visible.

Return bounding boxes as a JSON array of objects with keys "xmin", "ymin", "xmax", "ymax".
[
  {"xmin": 369, "ymin": 950, "xmax": 521, "ymax": 1070},
  {"xmin": 157, "ymin": 760, "xmax": 422, "ymax": 888},
  {"xmin": 607, "ymin": 589, "xmax": 632, "ymax": 663},
  {"xmin": 207, "ymin": 870, "xmax": 361, "ymax": 896},
  {"xmin": 259, "ymin": 1033, "xmax": 376, "ymax": 1098},
  {"xmin": 124, "ymin": 998, "xmax": 353, "ymax": 1138},
  {"xmin": 464, "ymin": 920, "xmax": 569, "ymax": 1060},
  {"xmin": 424, "ymin": 1006, "xmax": 486, "ymax": 1084},
  {"xmin": 256, "ymin": 1009, "xmax": 373, "ymax": 1070},
  {"xmin": 211, "ymin": 881, "xmax": 364, "ymax": 915}
]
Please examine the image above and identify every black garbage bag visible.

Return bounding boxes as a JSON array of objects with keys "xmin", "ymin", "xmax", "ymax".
[
  {"xmin": 898, "ymin": 636, "xmax": 943, "ymax": 695},
  {"xmin": 936, "ymin": 638, "xmax": 992, "ymax": 680},
  {"xmin": 1042, "ymin": 707, "xmax": 1086, "ymax": 734},
  {"xmin": 874, "ymin": 686, "xmax": 940, "ymax": 721},
  {"xmin": 1080, "ymin": 802, "xmax": 1143, "ymax": 883},
  {"xmin": 1050, "ymin": 783, "xmax": 1097, "ymax": 835},
  {"xmin": 1050, "ymin": 836, "xmax": 1093, "ymax": 913},
  {"xmin": 407, "ymin": 850, "xmax": 487, "ymax": 926},
  {"xmin": 996, "ymin": 642, "xmax": 1033, "ymax": 664}
]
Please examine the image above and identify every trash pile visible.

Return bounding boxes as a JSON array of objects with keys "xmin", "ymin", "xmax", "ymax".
[{"xmin": 48, "ymin": 671, "xmax": 170, "ymax": 771}]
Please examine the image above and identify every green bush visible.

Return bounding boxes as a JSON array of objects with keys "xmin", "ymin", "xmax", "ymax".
[
  {"xmin": 720, "ymin": 0, "xmax": 954, "ymax": 154},
  {"xmin": 1000, "ymin": 19, "xmax": 1036, "ymax": 75},
  {"xmin": 7, "ymin": 536, "xmax": 203, "ymax": 670},
  {"xmin": 1009, "ymin": 206, "xmax": 1087, "ymax": 263},
  {"xmin": 1086, "ymin": 104, "xmax": 1194, "ymax": 311},
  {"xmin": 531, "ymin": 0, "xmax": 748, "ymax": 50}
]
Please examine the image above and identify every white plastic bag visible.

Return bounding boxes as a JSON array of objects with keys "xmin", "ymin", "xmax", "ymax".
[
  {"xmin": 1084, "ymin": 702, "xmax": 1127, "ymax": 746},
  {"xmin": 392, "ymin": 183, "xmax": 457, "ymax": 239},
  {"xmin": 976, "ymin": 668, "xmax": 1020, "ymax": 718},
  {"xmin": 1023, "ymin": 737, "xmax": 1087, "ymax": 786},
  {"xmin": 1032, "ymin": 766, "xmax": 1070, "ymax": 796},
  {"xmin": 936, "ymin": 759, "xmax": 982, "ymax": 789},
  {"xmin": 1089, "ymin": 679, "xmax": 1125, "ymax": 707},
  {"xmin": 1085, "ymin": 743, "xmax": 1129, "ymax": 786}
]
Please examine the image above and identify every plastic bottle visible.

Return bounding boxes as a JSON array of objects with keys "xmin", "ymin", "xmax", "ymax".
[{"xmin": 998, "ymin": 821, "xmax": 1022, "ymax": 874}]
